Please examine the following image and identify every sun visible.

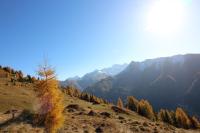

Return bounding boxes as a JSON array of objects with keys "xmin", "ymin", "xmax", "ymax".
[{"xmin": 146, "ymin": 0, "xmax": 186, "ymax": 35}]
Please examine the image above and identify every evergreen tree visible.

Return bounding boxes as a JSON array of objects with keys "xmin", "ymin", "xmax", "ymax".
[{"xmin": 27, "ymin": 75, "xmax": 32, "ymax": 82}]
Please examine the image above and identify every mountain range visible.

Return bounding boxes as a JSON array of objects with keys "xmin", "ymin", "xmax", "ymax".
[
  {"xmin": 85, "ymin": 54, "xmax": 200, "ymax": 116},
  {"xmin": 60, "ymin": 64, "xmax": 128, "ymax": 90}
]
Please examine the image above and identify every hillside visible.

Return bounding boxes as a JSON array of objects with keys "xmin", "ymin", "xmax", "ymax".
[
  {"xmin": 85, "ymin": 54, "xmax": 200, "ymax": 116},
  {"xmin": 0, "ymin": 67, "xmax": 199, "ymax": 133}
]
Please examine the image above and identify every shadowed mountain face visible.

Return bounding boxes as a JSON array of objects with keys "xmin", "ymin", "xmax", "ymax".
[
  {"xmin": 60, "ymin": 64, "xmax": 128, "ymax": 90},
  {"xmin": 85, "ymin": 54, "xmax": 200, "ymax": 116}
]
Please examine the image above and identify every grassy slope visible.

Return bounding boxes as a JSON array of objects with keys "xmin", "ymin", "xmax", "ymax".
[
  {"xmin": 0, "ymin": 80, "xmax": 199, "ymax": 133},
  {"xmin": 0, "ymin": 80, "xmax": 37, "ymax": 112}
]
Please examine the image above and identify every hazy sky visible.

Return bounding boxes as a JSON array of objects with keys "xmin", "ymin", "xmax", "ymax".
[{"xmin": 0, "ymin": 0, "xmax": 200, "ymax": 80}]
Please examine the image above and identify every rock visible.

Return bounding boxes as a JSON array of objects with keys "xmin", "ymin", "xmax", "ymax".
[
  {"xmin": 111, "ymin": 106, "xmax": 129, "ymax": 114},
  {"xmin": 88, "ymin": 110, "xmax": 98, "ymax": 116},
  {"xmin": 92, "ymin": 101, "xmax": 100, "ymax": 105},
  {"xmin": 65, "ymin": 104, "xmax": 85, "ymax": 112},
  {"xmin": 68, "ymin": 108, "xmax": 76, "ymax": 113},
  {"xmin": 131, "ymin": 121, "xmax": 140, "ymax": 125},
  {"xmin": 4, "ymin": 109, "xmax": 18, "ymax": 114},
  {"xmin": 139, "ymin": 126, "xmax": 146, "ymax": 131},
  {"xmin": 78, "ymin": 111, "xmax": 86, "ymax": 115},
  {"xmin": 130, "ymin": 127, "xmax": 139, "ymax": 132},
  {"xmin": 118, "ymin": 116, "xmax": 125, "ymax": 120},
  {"xmin": 84, "ymin": 130, "xmax": 89, "ymax": 133},
  {"xmin": 154, "ymin": 127, "xmax": 159, "ymax": 133},
  {"xmin": 143, "ymin": 122, "xmax": 149, "ymax": 127},
  {"xmin": 100, "ymin": 123, "xmax": 105, "ymax": 127},
  {"xmin": 95, "ymin": 127, "xmax": 103, "ymax": 133},
  {"xmin": 100, "ymin": 112, "xmax": 111, "ymax": 118}
]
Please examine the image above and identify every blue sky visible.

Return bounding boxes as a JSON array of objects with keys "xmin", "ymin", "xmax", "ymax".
[{"xmin": 0, "ymin": 0, "xmax": 200, "ymax": 80}]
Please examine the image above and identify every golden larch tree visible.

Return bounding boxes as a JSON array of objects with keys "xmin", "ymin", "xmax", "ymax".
[
  {"xmin": 36, "ymin": 62, "xmax": 64, "ymax": 133},
  {"xmin": 191, "ymin": 116, "xmax": 200, "ymax": 129},
  {"xmin": 117, "ymin": 97, "xmax": 124, "ymax": 108},
  {"xmin": 175, "ymin": 107, "xmax": 192, "ymax": 129},
  {"xmin": 127, "ymin": 96, "xmax": 138, "ymax": 112},
  {"xmin": 137, "ymin": 99, "xmax": 155, "ymax": 120}
]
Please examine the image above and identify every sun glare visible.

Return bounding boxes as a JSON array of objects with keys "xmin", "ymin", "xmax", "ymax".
[{"xmin": 146, "ymin": 0, "xmax": 186, "ymax": 35}]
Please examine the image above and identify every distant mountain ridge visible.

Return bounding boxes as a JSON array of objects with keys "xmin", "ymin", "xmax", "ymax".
[
  {"xmin": 60, "ymin": 63, "xmax": 128, "ymax": 90},
  {"xmin": 85, "ymin": 54, "xmax": 200, "ymax": 116}
]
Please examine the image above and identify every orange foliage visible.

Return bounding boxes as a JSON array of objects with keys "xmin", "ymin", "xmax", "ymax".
[
  {"xmin": 36, "ymin": 63, "xmax": 64, "ymax": 133},
  {"xmin": 175, "ymin": 107, "xmax": 192, "ymax": 129}
]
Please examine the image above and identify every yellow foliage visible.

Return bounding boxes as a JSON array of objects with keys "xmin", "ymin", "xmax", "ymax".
[
  {"xmin": 117, "ymin": 97, "xmax": 123, "ymax": 109},
  {"xmin": 137, "ymin": 99, "xmax": 155, "ymax": 120},
  {"xmin": 36, "ymin": 63, "xmax": 64, "ymax": 133},
  {"xmin": 175, "ymin": 107, "xmax": 192, "ymax": 129},
  {"xmin": 127, "ymin": 96, "xmax": 138, "ymax": 112},
  {"xmin": 191, "ymin": 116, "xmax": 200, "ymax": 129}
]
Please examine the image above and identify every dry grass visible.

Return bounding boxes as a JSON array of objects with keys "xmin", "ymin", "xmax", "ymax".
[
  {"xmin": 0, "ymin": 82, "xmax": 37, "ymax": 112},
  {"xmin": 0, "ymin": 79, "xmax": 199, "ymax": 133}
]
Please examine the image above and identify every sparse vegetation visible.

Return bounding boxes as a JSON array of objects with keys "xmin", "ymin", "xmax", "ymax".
[
  {"xmin": 0, "ymin": 66, "xmax": 37, "ymax": 83},
  {"xmin": 156, "ymin": 107, "xmax": 200, "ymax": 129},
  {"xmin": 63, "ymin": 85, "xmax": 81, "ymax": 97},
  {"xmin": 63, "ymin": 85, "xmax": 108, "ymax": 104},
  {"xmin": 0, "ymin": 65, "xmax": 200, "ymax": 133}
]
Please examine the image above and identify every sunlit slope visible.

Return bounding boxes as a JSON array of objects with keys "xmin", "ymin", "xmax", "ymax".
[
  {"xmin": 0, "ymin": 78, "xmax": 36, "ymax": 112},
  {"xmin": 0, "ymin": 80, "xmax": 199, "ymax": 132}
]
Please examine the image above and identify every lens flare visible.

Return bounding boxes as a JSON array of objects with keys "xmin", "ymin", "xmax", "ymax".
[{"xmin": 146, "ymin": 0, "xmax": 186, "ymax": 35}]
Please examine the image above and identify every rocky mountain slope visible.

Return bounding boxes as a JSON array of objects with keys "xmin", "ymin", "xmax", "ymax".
[
  {"xmin": 60, "ymin": 64, "xmax": 128, "ymax": 90},
  {"xmin": 85, "ymin": 54, "xmax": 200, "ymax": 116}
]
